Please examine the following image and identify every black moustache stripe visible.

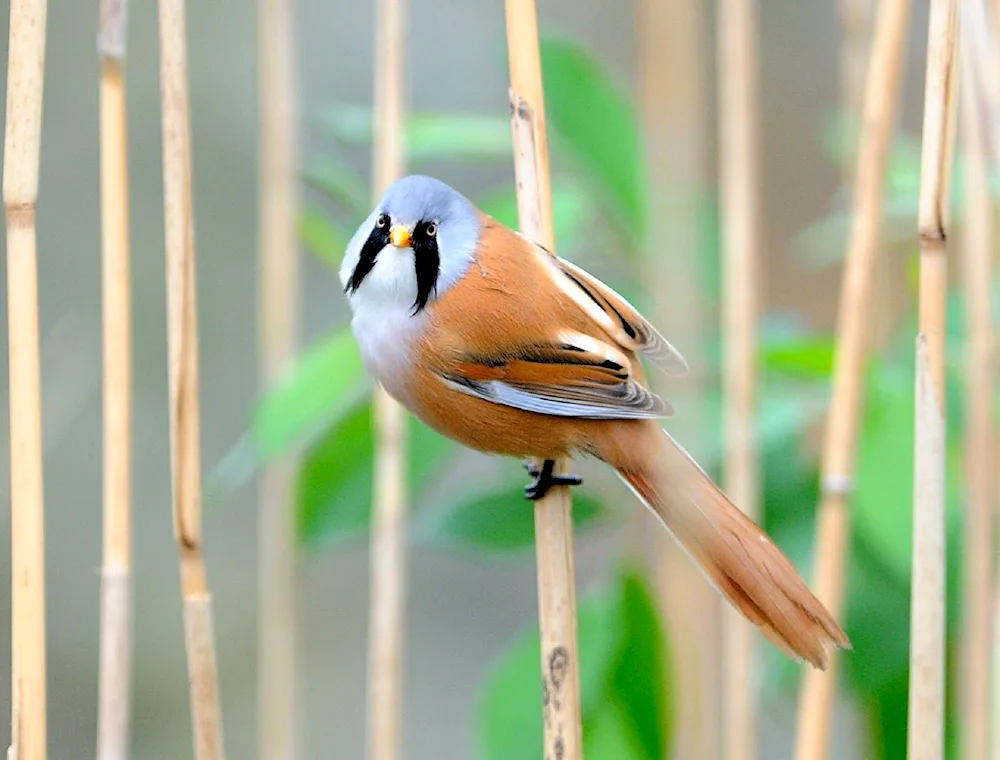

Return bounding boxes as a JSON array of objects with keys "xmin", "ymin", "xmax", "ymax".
[
  {"xmin": 345, "ymin": 223, "xmax": 390, "ymax": 294},
  {"xmin": 411, "ymin": 221, "xmax": 440, "ymax": 313}
]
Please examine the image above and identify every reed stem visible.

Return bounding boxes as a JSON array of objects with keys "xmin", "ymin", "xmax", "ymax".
[
  {"xmin": 157, "ymin": 0, "xmax": 226, "ymax": 756},
  {"xmin": 256, "ymin": 0, "xmax": 301, "ymax": 757},
  {"xmin": 638, "ymin": 1, "xmax": 719, "ymax": 758},
  {"xmin": 839, "ymin": 0, "xmax": 874, "ymax": 131},
  {"xmin": 793, "ymin": 1, "xmax": 911, "ymax": 756},
  {"xmin": 957, "ymin": 15, "xmax": 994, "ymax": 759},
  {"xmin": 365, "ymin": 0, "xmax": 408, "ymax": 758},
  {"xmin": 908, "ymin": 2, "xmax": 958, "ymax": 759},
  {"xmin": 97, "ymin": 1, "xmax": 133, "ymax": 758},
  {"xmin": 717, "ymin": 1, "xmax": 762, "ymax": 758},
  {"xmin": 505, "ymin": 2, "xmax": 583, "ymax": 758},
  {"xmin": 3, "ymin": 0, "xmax": 49, "ymax": 757}
]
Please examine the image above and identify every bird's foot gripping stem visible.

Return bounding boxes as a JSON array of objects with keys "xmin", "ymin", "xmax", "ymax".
[{"xmin": 523, "ymin": 459, "xmax": 583, "ymax": 501}]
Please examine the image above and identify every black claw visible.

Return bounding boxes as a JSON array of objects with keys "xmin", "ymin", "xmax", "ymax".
[{"xmin": 523, "ymin": 458, "xmax": 583, "ymax": 501}]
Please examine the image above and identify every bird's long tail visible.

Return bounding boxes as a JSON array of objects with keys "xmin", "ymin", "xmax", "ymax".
[{"xmin": 600, "ymin": 422, "xmax": 851, "ymax": 669}]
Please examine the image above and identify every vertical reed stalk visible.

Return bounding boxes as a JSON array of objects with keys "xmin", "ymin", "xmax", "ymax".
[
  {"xmin": 97, "ymin": 1, "xmax": 133, "ymax": 758},
  {"xmin": 792, "ymin": 1, "xmax": 911, "ymax": 757},
  {"xmin": 157, "ymin": 1, "xmax": 226, "ymax": 757},
  {"xmin": 958, "ymin": 16, "xmax": 994, "ymax": 760},
  {"xmin": 840, "ymin": 0, "xmax": 874, "ymax": 131},
  {"xmin": 365, "ymin": 0, "xmax": 408, "ymax": 758},
  {"xmin": 909, "ymin": 2, "xmax": 958, "ymax": 759},
  {"xmin": 3, "ymin": 0, "xmax": 48, "ymax": 758},
  {"xmin": 256, "ymin": 0, "xmax": 301, "ymax": 757},
  {"xmin": 638, "ymin": 1, "xmax": 718, "ymax": 758},
  {"xmin": 717, "ymin": 2, "xmax": 762, "ymax": 759},
  {"xmin": 505, "ymin": 1, "xmax": 583, "ymax": 758}
]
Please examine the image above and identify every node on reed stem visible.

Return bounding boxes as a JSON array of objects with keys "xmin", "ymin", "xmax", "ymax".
[
  {"xmin": 3, "ymin": 0, "xmax": 49, "ymax": 757},
  {"xmin": 157, "ymin": 0, "xmax": 226, "ymax": 757},
  {"xmin": 366, "ymin": 0, "xmax": 409, "ymax": 757},
  {"xmin": 793, "ymin": 1, "xmax": 911, "ymax": 757},
  {"xmin": 97, "ymin": 0, "xmax": 134, "ymax": 758},
  {"xmin": 504, "ymin": 1, "xmax": 583, "ymax": 757},
  {"xmin": 908, "ymin": 1, "xmax": 958, "ymax": 759}
]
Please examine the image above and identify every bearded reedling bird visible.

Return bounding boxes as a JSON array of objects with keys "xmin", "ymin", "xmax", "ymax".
[{"xmin": 340, "ymin": 174, "xmax": 851, "ymax": 669}]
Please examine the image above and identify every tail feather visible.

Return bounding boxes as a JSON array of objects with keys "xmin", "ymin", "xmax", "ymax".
[{"xmin": 611, "ymin": 427, "xmax": 851, "ymax": 670}]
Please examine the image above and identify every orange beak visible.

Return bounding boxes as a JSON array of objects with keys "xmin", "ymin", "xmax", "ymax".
[{"xmin": 390, "ymin": 225, "xmax": 412, "ymax": 248}]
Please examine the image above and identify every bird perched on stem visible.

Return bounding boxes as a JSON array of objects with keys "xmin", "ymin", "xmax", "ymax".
[{"xmin": 340, "ymin": 174, "xmax": 851, "ymax": 669}]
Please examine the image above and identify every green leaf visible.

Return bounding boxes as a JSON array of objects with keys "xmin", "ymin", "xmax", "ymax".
[
  {"xmin": 763, "ymin": 335, "xmax": 836, "ymax": 379},
  {"xmin": 852, "ymin": 366, "xmax": 963, "ymax": 583},
  {"xmin": 477, "ymin": 178, "xmax": 593, "ymax": 252},
  {"xmin": 476, "ymin": 591, "xmax": 621, "ymax": 759},
  {"xmin": 419, "ymin": 482, "xmax": 608, "ymax": 552},
  {"xmin": 540, "ymin": 36, "xmax": 646, "ymax": 233},
  {"xmin": 251, "ymin": 328, "xmax": 368, "ymax": 460},
  {"xmin": 477, "ymin": 568, "xmax": 670, "ymax": 760},
  {"xmin": 851, "ymin": 369, "xmax": 914, "ymax": 581},
  {"xmin": 297, "ymin": 403, "xmax": 374, "ymax": 543},
  {"xmin": 584, "ymin": 701, "xmax": 648, "ymax": 759},
  {"xmin": 300, "ymin": 206, "xmax": 350, "ymax": 268},
  {"xmin": 606, "ymin": 571, "xmax": 671, "ymax": 759},
  {"xmin": 296, "ymin": 405, "xmax": 455, "ymax": 546},
  {"xmin": 842, "ymin": 536, "xmax": 912, "ymax": 696},
  {"xmin": 316, "ymin": 104, "xmax": 513, "ymax": 164},
  {"xmin": 302, "ymin": 154, "xmax": 370, "ymax": 217},
  {"xmin": 406, "ymin": 113, "xmax": 512, "ymax": 163}
]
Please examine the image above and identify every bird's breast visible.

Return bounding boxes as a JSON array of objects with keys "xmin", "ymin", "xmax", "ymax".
[{"xmin": 350, "ymin": 301, "xmax": 424, "ymax": 406}]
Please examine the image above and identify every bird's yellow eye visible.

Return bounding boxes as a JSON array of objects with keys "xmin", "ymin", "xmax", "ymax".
[
  {"xmin": 376, "ymin": 213, "xmax": 388, "ymax": 228},
  {"xmin": 425, "ymin": 221, "xmax": 438, "ymax": 237}
]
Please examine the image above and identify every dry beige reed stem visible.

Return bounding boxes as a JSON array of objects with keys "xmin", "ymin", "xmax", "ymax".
[
  {"xmin": 840, "ymin": 0, "xmax": 874, "ymax": 130},
  {"xmin": 908, "ymin": 1, "xmax": 958, "ymax": 758},
  {"xmin": 505, "ymin": 1, "xmax": 583, "ymax": 758},
  {"xmin": 637, "ymin": 2, "xmax": 720, "ymax": 759},
  {"xmin": 365, "ymin": 0, "xmax": 409, "ymax": 758},
  {"xmin": 157, "ymin": 0, "xmax": 226, "ymax": 757},
  {"xmin": 957, "ymin": 19, "xmax": 994, "ymax": 760},
  {"xmin": 97, "ymin": 1, "xmax": 133, "ymax": 758},
  {"xmin": 3, "ymin": 0, "xmax": 48, "ymax": 758},
  {"xmin": 792, "ymin": 1, "xmax": 911, "ymax": 757},
  {"xmin": 717, "ymin": 1, "xmax": 762, "ymax": 758},
  {"xmin": 256, "ymin": 0, "xmax": 301, "ymax": 757}
]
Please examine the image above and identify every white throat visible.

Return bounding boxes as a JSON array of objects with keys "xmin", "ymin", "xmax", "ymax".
[{"xmin": 343, "ymin": 248, "xmax": 427, "ymax": 404}]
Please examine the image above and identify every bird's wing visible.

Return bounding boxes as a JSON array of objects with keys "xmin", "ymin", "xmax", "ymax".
[
  {"xmin": 433, "ymin": 330, "xmax": 673, "ymax": 420},
  {"xmin": 539, "ymin": 247, "xmax": 689, "ymax": 376}
]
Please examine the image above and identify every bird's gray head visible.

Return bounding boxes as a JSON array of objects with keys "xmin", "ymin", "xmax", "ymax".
[{"xmin": 339, "ymin": 174, "xmax": 482, "ymax": 314}]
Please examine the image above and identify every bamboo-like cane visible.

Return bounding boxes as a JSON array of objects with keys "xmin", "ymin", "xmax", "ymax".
[
  {"xmin": 840, "ymin": 0, "xmax": 874, "ymax": 131},
  {"xmin": 3, "ymin": 0, "xmax": 48, "ymax": 758},
  {"xmin": 792, "ymin": 1, "xmax": 911, "ymax": 757},
  {"xmin": 908, "ymin": 2, "xmax": 958, "ymax": 759},
  {"xmin": 157, "ymin": 1, "xmax": 226, "ymax": 757},
  {"xmin": 504, "ymin": 2, "xmax": 583, "ymax": 758},
  {"xmin": 256, "ymin": 0, "xmax": 301, "ymax": 758},
  {"xmin": 958, "ymin": 17, "xmax": 994, "ymax": 760},
  {"xmin": 97, "ymin": 1, "xmax": 133, "ymax": 758},
  {"xmin": 717, "ymin": 2, "xmax": 762, "ymax": 759},
  {"xmin": 640, "ymin": 0, "xmax": 714, "ymax": 752},
  {"xmin": 365, "ymin": 0, "xmax": 408, "ymax": 758},
  {"xmin": 637, "ymin": 2, "xmax": 719, "ymax": 759}
]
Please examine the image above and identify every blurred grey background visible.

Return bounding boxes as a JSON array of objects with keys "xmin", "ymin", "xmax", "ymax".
[{"xmin": 0, "ymin": 1, "xmax": 932, "ymax": 757}]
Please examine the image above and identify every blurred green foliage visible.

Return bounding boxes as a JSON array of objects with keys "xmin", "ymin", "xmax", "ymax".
[{"xmin": 228, "ymin": 34, "xmax": 991, "ymax": 760}]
